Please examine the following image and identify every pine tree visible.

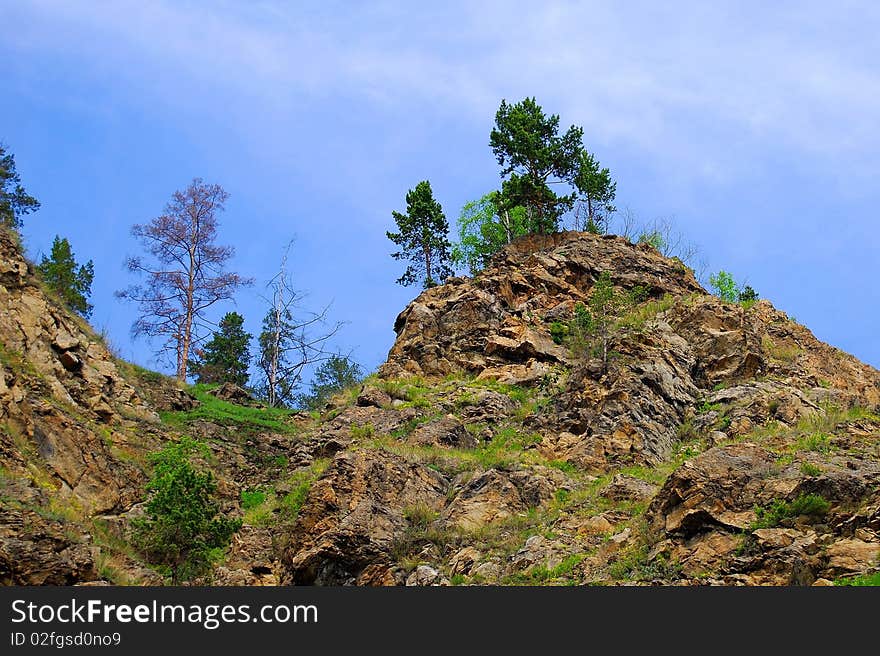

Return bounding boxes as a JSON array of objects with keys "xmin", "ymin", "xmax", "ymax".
[
  {"xmin": 489, "ymin": 98, "xmax": 584, "ymax": 233},
  {"xmin": 0, "ymin": 144, "xmax": 40, "ymax": 230},
  {"xmin": 387, "ymin": 180, "xmax": 453, "ymax": 288},
  {"xmin": 573, "ymin": 149, "xmax": 616, "ymax": 232},
  {"xmin": 297, "ymin": 355, "xmax": 363, "ymax": 410},
  {"xmin": 189, "ymin": 312, "xmax": 252, "ymax": 386},
  {"xmin": 36, "ymin": 235, "xmax": 94, "ymax": 318}
]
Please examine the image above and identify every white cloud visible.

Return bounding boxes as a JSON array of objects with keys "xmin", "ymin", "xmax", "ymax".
[{"xmin": 7, "ymin": 0, "xmax": 880, "ymax": 183}]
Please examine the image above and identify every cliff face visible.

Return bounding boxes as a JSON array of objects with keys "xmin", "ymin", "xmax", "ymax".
[
  {"xmin": 0, "ymin": 228, "xmax": 167, "ymax": 583},
  {"xmin": 2, "ymin": 227, "xmax": 879, "ymax": 586},
  {"xmin": 280, "ymin": 231, "xmax": 880, "ymax": 585}
]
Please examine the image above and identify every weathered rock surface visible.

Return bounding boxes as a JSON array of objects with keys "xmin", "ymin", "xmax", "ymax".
[
  {"xmin": 282, "ymin": 450, "xmax": 448, "ymax": 585},
  {"xmin": 3, "ymin": 225, "xmax": 880, "ymax": 587}
]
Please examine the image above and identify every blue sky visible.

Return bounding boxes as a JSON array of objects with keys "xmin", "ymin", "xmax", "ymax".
[{"xmin": 2, "ymin": 1, "xmax": 879, "ymax": 379}]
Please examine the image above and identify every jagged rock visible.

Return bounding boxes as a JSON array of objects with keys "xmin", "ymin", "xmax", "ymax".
[
  {"xmin": 409, "ymin": 415, "xmax": 477, "ymax": 448},
  {"xmin": 449, "ymin": 547, "xmax": 481, "ymax": 576},
  {"xmin": 822, "ymin": 539, "xmax": 880, "ymax": 577},
  {"xmin": 208, "ymin": 382, "xmax": 257, "ymax": 406},
  {"xmin": 357, "ymin": 385, "xmax": 392, "ymax": 408},
  {"xmin": 213, "ymin": 526, "xmax": 278, "ymax": 585},
  {"xmin": 148, "ymin": 386, "xmax": 199, "ymax": 412},
  {"xmin": 58, "ymin": 351, "xmax": 82, "ymax": 371},
  {"xmin": 406, "ymin": 565, "xmax": 440, "ymax": 586},
  {"xmin": 4, "ymin": 225, "xmax": 880, "ymax": 588},
  {"xmin": 443, "ymin": 470, "xmax": 526, "ymax": 530},
  {"xmin": 458, "ymin": 390, "xmax": 516, "ymax": 423},
  {"xmin": 281, "ymin": 450, "xmax": 448, "ymax": 585},
  {"xmin": 53, "ymin": 329, "xmax": 80, "ymax": 351},
  {"xmin": 380, "ymin": 232, "xmax": 704, "ymax": 380},
  {"xmin": 648, "ymin": 444, "xmax": 776, "ymax": 536},
  {"xmin": 509, "ymin": 535, "xmax": 574, "ymax": 573},
  {"xmin": 0, "ymin": 507, "xmax": 97, "ymax": 585},
  {"xmin": 601, "ymin": 474, "xmax": 659, "ymax": 503}
]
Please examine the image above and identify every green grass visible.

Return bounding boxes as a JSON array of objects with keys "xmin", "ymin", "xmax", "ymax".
[
  {"xmin": 506, "ymin": 553, "xmax": 586, "ymax": 585},
  {"xmin": 369, "ymin": 425, "xmax": 543, "ymax": 473},
  {"xmin": 608, "ymin": 545, "xmax": 681, "ymax": 582},
  {"xmin": 835, "ymin": 571, "xmax": 880, "ymax": 586},
  {"xmin": 243, "ymin": 459, "xmax": 328, "ymax": 527},
  {"xmin": 751, "ymin": 493, "xmax": 831, "ymax": 529},
  {"xmin": 794, "ymin": 432, "xmax": 832, "ymax": 454},
  {"xmin": 799, "ymin": 462, "xmax": 822, "ymax": 477},
  {"xmin": 761, "ymin": 336, "xmax": 801, "ymax": 363},
  {"xmin": 159, "ymin": 384, "xmax": 299, "ymax": 434},
  {"xmin": 617, "ymin": 293, "xmax": 675, "ymax": 330},
  {"xmin": 240, "ymin": 488, "xmax": 267, "ymax": 510}
]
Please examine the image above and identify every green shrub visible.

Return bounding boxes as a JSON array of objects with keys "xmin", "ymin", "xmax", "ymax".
[
  {"xmin": 709, "ymin": 270, "xmax": 738, "ymax": 303},
  {"xmin": 550, "ymin": 321, "xmax": 569, "ymax": 345},
  {"xmin": 132, "ymin": 438, "xmax": 241, "ymax": 583},
  {"xmin": 751, "ymin": 493, "xmax": 830, "ymax": 529},
  {"xmin": 800, "ymin": 462, "xmax": 822, "ymax": 477},
  {"xmin": 738, "ymin": 285, "xmax": 759, "ymax": 304},
  {"xmin": 637, "ymin": 231, "xmax": 665, "ymax": 251}
]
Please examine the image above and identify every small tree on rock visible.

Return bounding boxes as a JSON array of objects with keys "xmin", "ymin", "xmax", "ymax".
[
  {"xmin": 190, "ymin": 311, "xmax": 252, "ymax": 386},
  {"xmin": 0, "ymin": 144, "xmax": 40, "ymax": 230},
  {"xmin": 451, "ymin": 192, "xmax": 529, "ymax": 275},
  {"xmin": 36, "ymin": 235, "xmax": 94, "ymax": 318},
  {"xmin": 132, "ymin": 438, "xmax": 241, "ymax": 584},
  {"xmin": 573, "ymin": 149, "xmax": 616, "ymax": 233},
  {"xmin": 387, "ymin": 180, "xmax": 453, "ymax": 288},
  {"xmin": 489, "ymin": 97, "xmax": 584, "ymax": 233}
]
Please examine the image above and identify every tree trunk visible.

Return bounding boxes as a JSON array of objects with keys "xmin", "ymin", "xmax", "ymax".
[
  {"xmin": 177, "ymin": 245, "xmax": 197, "ymax": 381},
  {"xmin": 424, "ymin": 245, "xmax": 432, "ymax": 287}
]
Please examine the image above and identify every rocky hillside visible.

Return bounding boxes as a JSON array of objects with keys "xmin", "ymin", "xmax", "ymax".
[{"xmin": 2, "ymin": 227, "xmax": 879, "ymax": 586}]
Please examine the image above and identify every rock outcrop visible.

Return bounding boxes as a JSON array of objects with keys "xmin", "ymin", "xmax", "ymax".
[{"xmin": 3, "ymin": 226, "xmax": 879, "ymax": 587}]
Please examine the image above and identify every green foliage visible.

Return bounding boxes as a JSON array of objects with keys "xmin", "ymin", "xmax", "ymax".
[
  {"xmin": 573, "ymin": 149, "xmax": 616, "ymax": 232},
  {"xmin": 131, "ymin": 438, "xmax": 241, "ymax": 583},
  {"xmin": 0, "ymin": 144, "xmax": 40, "ymax": 230},
  {"xmin": 190, "ymin": 312, "xmax": 252, "ymax": 386},
  {"xmin": 738, "ymin": 285, "xmax": 759, "ymax": 303},
  {"xmin": 387, "ymin": 180, "xmax": 453, "ymax": 288},
  {"xmin": 549, "ymin": 321, "xmax": 569, "ymax": 345},
  {"xmin": 697, "ymin": 400, "xmax": 721, "ymax": 414},
  {"xmin": 489, "ymin": 97, "xmax": 584, "ymax": 234},
  {"xmin": 835, "ymin": 571, "xmax": 880, "ymax": 586},
  {"xmin": 795, "ymin": 432, "xmax": 832, "ymax": 453},
  {"xmin": 240, "ymin": 488, "xmax": 267, "ymax": 510},
  {"xmin": 637, "ymin": 231, "xmax": 665, "ymax": 251},
  {"xmin": 296, "ymin": 355, "xmax": 363, "ymax": 410},
  {"xmin": 617, "ymin": 293, "xmax": 674, "ymax": 330},
  {"xmin": 609, "ymin": 546, "xmax": 681, "ymax": 582},
  {"xmin": 751, "ymin": 493, "xmax": 831, "ymax": 529},
  {"xmin": 160, "ymin": 384, "xmax": 298, "ymax": 435},
  {"xmin": 800, "ymin": 462, "xmax": 822, "ymax": 476},
  {"xmin": 709, "ymin": 270, "xmax": 738, "ymax": 303},
  {"xmin": 451, "ymin": 192, "xmax": 529, "ymax": 275},
  {"xmin": 36, "ymin": 235, "xmax": 94, "ymax": 318},
  {"xmin": 514, "ymin": 553, "xmax": 586, "ymax": 584}
]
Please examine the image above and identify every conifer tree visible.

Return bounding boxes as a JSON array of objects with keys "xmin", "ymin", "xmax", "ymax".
[
  {"xmin": 387, "ymin": 180, "xmax": 453, "ymax": 288},
  {"xmin": 0, "ymin": 144, "xmax": 40, "ymax": 230},
  {"xmin": 190, "ymin": 312, "xmax": 252, "ymax": 386},
  {"xmin": 37, "ymin": 235, "xmax": 94, "ymax": 318}
]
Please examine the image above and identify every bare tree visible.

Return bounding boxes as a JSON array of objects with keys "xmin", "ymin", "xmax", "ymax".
[
  {"xmin": 117, "ymin": 178, "xmax": 252, "ymax": 380},
  {"xmin": 257, "ymin": 242, "xmax": 344, "ymax": 407},
  {"xmin": 607, "ymin": 208, "xmax": 706, "ymax": 281}
]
